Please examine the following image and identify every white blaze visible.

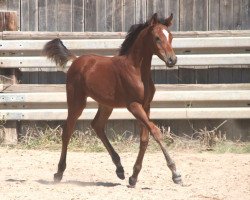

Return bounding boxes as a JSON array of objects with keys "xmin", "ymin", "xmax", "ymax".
[{"xmin": 162, "ymin": 29, "xmax": 169, "ymax": 42}]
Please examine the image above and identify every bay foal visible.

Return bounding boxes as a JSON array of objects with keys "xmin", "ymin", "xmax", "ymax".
[{"xmin": 43, "ymin": 13, "xmax": 182, "ymax": 187}]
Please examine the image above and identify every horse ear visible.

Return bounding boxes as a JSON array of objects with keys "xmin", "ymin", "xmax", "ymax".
[
  {"xmin": 165, "ymin": 13, "xmax": 173, "ymax": 27},
  {"xmin": 149, "ymin": 13, "xmax": 159, "ymax": 26}
]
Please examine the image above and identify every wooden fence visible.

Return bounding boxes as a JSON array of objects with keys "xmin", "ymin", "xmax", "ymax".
[
  {"xmin": 0, "ymin": 0, "xmax": 249, "ymax": 32},
  {"xmin": 1, "ymin": 0, "xmax": 250, "ymax": 85},
  {"xmin": 0, "ymin": 2, "xmax": 250, "ymax": 144},
  {"xmin": 1, "ymin": 30, "xmax": 250, "ymax": 144}
]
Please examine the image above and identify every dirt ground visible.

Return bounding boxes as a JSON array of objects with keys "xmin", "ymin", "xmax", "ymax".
[{"xmin": 0, "ymin": 148, "xmax": 249, "ymax": 200}]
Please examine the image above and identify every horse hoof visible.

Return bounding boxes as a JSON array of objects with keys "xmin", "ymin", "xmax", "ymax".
[
  {"xmin": 172, "ymin": 172, "xmax": 182, "ymax": 184},
  {"xmin": 128, "ymin": 176, "xmax": 137, "ymax": 187},
  {"xmin": 54, "ymin": 173, "xmax": 63, "ymax": 183},
  {"xmin": 116, "ymin": 167, "xmax": 125, "ymax": 180}
]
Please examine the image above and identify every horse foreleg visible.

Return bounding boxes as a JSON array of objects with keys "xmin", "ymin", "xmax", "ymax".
[
  {"xmin": 91, "ymin": 105, "xmax": 125, "ymax": 180},
  {"xmin": 128, "ymin": 105, "xmax": 150, "ymax": 187},
  {"xmin": 127, "ymin": 102, "xmax": 182, "ymax": 186}
]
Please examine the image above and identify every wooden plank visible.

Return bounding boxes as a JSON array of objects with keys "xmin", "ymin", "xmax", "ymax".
[
  {"xmin": 2, "ymin": 89, "xmax": 250, "ymax": 104},
  {"xmin": 173, "ymin": 54, "xmax": 250, "ymax": 66},
  {"xmin": 172, "ymin": 37, "xmax": 250, "ymax": 49},
  {"xmin": 179, "ymin": 0, "xmax": 194, "ymax": 31},
  {"xmin": 146, "ymin": 0, "xmax": 154, "ymax": 18},
  {"xmin": 113, "ymin": 0, "xmax": 123, "ymax": 31},
  {"xmin": 220, "ymin": 0, "xmax": 233, "ymax": 30},
  {"xmin": 84, "ymin": 0, "xmax": 97, "ymax": 31},
  {"xmin": 38, "ymin": 0, "xmax": 46, "ymax": 31},
  {"xmin": 233, "ymin": 0, "xmax": 242, "ymax": 30},
  {"xmin": 2, "ymin": 107, "xmax": 250, "ymax": 120},
  {"xmin": 72, "ymin": 0, "xmax": 84, "ymax": 32},
  {"xmin": 0, "ymin": 84, "xmax": 66, "ymax": 93},
  {"xmin": 4, "ymin": 11, "xmax": 17, "ymax": 31},
  {"xmin": 242, "ymin": 68, "xmax": 250, "ymax": 83},
  {"xmin": 0, "ymin": 12, "xmax": 5, "ymax": 31},
  {"xmin": 154, "ymin": 66, "xmax": 167, "ymax": 84},
  {"xmin": 178, "ymin": 67, "xmax": 195, "ymax": 84},
  {"xmin": 47, "ymin": 0, "xmax": 58, "ymax": 31},
  {"xmin": 28, "ymin": 0, "xmax": 38, "ymax": 31},
  {"xmin": 0, "ymin": 0, "xmax": 7, "ymax": 9},
  {"xmin": 7, "ymin": 0, "xmax": 20, "ymax": 30},
  {"xmin": 2, "ymin": 30, "xmax": 250, "ymax": 40},
  {"xmin": 208, "ymin": 67, "xmax": 219, "ymax": 83},
  {"xmin": 0, "ymin": 39, "xmax": 122, "ymax": 52},
  {"xmin": 1, "ymin": 37, "xmax": 249, "ymax": 52},
  {"xmin": 195, "ymin": 68, "xmax": 208, "ymax": 84},
  {"xmin": 167, "ymin": 0, "xmax": 179, "ymax": 31},
  {"xmin": 135, "ymin": 0, "xmax": 147, "ymax": 24},
  {"xmin": 1, "ymin": 54, "xmax": 249, "ymax": 69},
  {"xmin": 166, "ymin": 68, "xmax": 179, "ymax": 84},
  {"xmin": 106, "ymin": 0, "xmax": 113, "ymax": 31},
  {"xmin": 58, "ymin": 0, "xmax": 72, "ymax": 31},
  {"xmin": 124, "ymin": 0, "xmax": 135, "ymax": 31},
  {"xmin": 28, "ymin": 70, "xmax": 38, "ymax": 84},
  {"xmin": 96, "ymin": 0, "xmax": 106, "ymax": 31},
  {"xmin": 154, "ymin": 0, "xmax": 166, "ymax": 18},
  {"xmin": 0, "ymin": 11, "xmax": 17, "ymax": 31},
  {"xmin": 37, "ymin": 1, "xmax": 48, "ymax": 83},
  {"xmin": 173, "ymin": 30, "xmax": 250, "ymax": 37},
  {"xmin": 0, "ymin": 10, "xmax": 19, "ymax": 144},
  {"xmin": 218, "ymin": 68, "xmax": 233, "ymax": 83},
  {"xmin": 20, "ymin": 0, "xmax": 29, "ymax": 31},
  {"xmin": 27, "ymin": 0, "xmax": 39, "ymax": 83},
  {"xmin": 154, "ymin": 54, "xmax": 250, "ymax": 67},
  {"xmin": 232, "ymin": 67, "xmax": 242, "ymax": 83},
  {"xmin": 3, "ymin": 121, "xmax": 17, "ymax": 145},
  {"xmin": 193, "ymin": 0, "xmax": 208, "ymax": 31},
  {"xmin": 1, "ymin": 83, "xmax": 250, "ymax": 93},
  {"xmin": 0, "ymin": 11, "xmax": 19, "ymax": 84},
  {"xmin": 209, "ymin": 0, "xmax": 220, "ymax": 30},
  {"xmin": 146, "ymin": 0, "xmax": 166, "ymax": 19},
  {"xmin": 241, "ymin": 0, "xmax": 250, "ymax": 30}
]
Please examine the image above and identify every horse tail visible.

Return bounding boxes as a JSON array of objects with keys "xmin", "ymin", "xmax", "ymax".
[{"xmin": 43, "ymin": 38, "xmax": 77, "ymax": 68}]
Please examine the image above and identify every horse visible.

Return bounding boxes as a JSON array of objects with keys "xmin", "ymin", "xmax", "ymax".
[{"xmin": 43, "ymin": 13, "xmax": 182, "ymax": 187}]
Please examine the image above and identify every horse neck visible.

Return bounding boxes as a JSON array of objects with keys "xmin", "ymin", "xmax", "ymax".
[{"xmin": 127, "ymin": 31, "xmax": 153, "ymax": 80}]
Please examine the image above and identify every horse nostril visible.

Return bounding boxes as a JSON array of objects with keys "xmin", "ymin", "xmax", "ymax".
[{"xmin": 168, "ymin": 58, "xmax": 174, "ymax": 65}]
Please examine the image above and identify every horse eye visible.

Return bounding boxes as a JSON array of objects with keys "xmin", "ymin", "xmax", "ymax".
[{"xmin": 155, "ymin": 37, "xmax": 161, "ymax": 43}]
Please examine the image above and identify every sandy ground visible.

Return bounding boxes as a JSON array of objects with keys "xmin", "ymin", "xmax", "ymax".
[{"xmin": 0, "ymin": 148, "xmax": 249, "ymax": 200}]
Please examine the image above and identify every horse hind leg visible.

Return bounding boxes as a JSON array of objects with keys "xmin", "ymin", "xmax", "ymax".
[
  {"xmin": 91, "ymin": 105, "xmax": 125, "ymax": 180},
  {"xmin": 54, "ymin": 85, "xmax": 86, "ymax": 182}
]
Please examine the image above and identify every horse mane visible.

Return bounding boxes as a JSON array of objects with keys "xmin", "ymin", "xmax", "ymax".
[
  {"xmin": 118, "ymin": 17, "xmax": 166, "ymax": 56},
  {"xmin": 119, "ymin": 22, "xmax": 148, "ymax": 56}
]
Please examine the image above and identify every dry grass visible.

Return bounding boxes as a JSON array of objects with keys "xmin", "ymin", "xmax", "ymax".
[
  {"xmin": 0, "ymin": 117, "xmax": 6, "ymax": 144},
  {"xmin": 12, "ymin": 124, "xmax": 139, "ymax": 152},
  {"xmin": 0, "ymin": 122, "xmax": 249, "ymax": 153}
]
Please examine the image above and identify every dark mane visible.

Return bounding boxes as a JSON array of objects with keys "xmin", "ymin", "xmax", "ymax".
[
  {"xmin": 119, "ymin": 18, "xmax": 166, "ymax": 56},
  {"xmin": 119, "ymin": 22, "xmax": 148, "ymax": 56}
]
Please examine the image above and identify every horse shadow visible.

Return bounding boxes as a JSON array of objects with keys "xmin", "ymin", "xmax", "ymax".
[
  {"xmin": 36, "ymin": 179, "xmax": 121, "ymax": 187},
  {"xmin": 6, "ymin": 179, "xmax": 153, "ymax": 189}
]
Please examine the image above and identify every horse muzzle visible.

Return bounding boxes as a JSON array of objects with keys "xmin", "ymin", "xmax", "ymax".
[{"xmin": 166, "ymin": 56, "xmax": 177, "ymax": 68}]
